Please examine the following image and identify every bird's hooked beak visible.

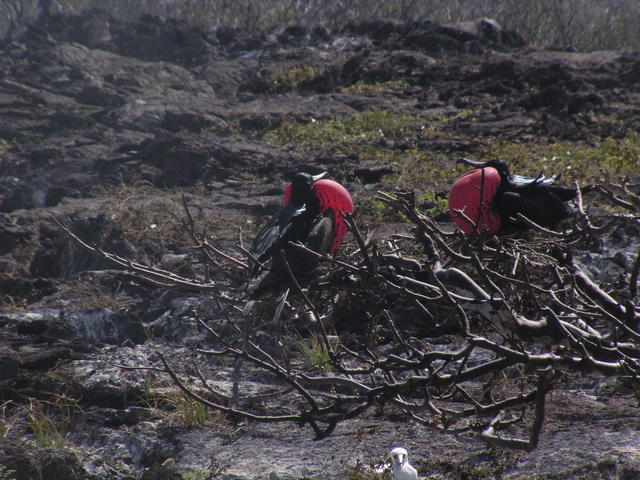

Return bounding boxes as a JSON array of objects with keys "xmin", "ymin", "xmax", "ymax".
[
  {"xmin": 311, "ymin": 171, "xmax": 328, "ymax": 182},
  {"xmin": 457, "ymin": 157, "xmax": 488, "ymax": 168}
]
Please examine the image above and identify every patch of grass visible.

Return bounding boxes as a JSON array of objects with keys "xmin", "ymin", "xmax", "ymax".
[
  {"xmin": 343, "ymin": 461, "xmax": 384, "ymax": 480},
  {"xmin": 418, "ymin": 191, "xmax": 449, "ymax": 217},
  {"xmin": 482, "ymin": 133, "xmax": 640, "ymax": 183},
  {"xmin": 418, "ymin": 452, "xmax": 512, "ymax": 480},
  {"xmin": 269, "ymin": 65, "xmax": 325, "ymax": 89},
  {"xmin": 355, "ymin": 196, "xmax": 394, "ymax": 225},
  {"xmin": 380, "ymin": 148, "xmax": 464, "ymax": 191},
  {"xmin": 264, "ymin": 108, "xmax": 433, "ymax": 151},
  {"xmin": 0, "ymin": 402, "xmax": 13, "ymax": 439},
  {"xmin": 100, "ymin": 182, "xmax": 187, "ymax": 246},
  {"xmin": 297, "ymin": 334, "xmax": 332, "ymax": 373},
  {"xmin": 263, "ymin": 108, "xmax": 468, "ymax": 198},
  {"xmin": 25, "ymin": 398, "xmax": 71, "ymax": 448},
  {"xmin": 140, "ymin": 381, "xmax": 231, "ymax": 430},
  {"xmin": 99, "ymin": 181, "xmax": 229, "ymax": 250},
  {"xmin": 0, "ymin": 465, "xmax": 17, "ymax": 480},
  {"xmin": 265, "ymin": 108, "xmax": 639, "ymax": 225},
  {"xmin": 62, "ymin": 275, "xmax": 136, "ymax": 312},
  {"xmin": 180, "ymin": 468, "xmax": 210, "ymax": 480},
  {"xmin": 339, "ymin": 80, "xmax": 410, "ymax": 96},
  {"xmin": 0, "ymin": 296, "xmax": 28, "ymax": 312},
  {"xmin": 170, "ymin": 392, "xmax": 212, "ymax": 428},
  {"xmin": 179, "ymin": 456, "xmax": 230, "ymax": 480}
]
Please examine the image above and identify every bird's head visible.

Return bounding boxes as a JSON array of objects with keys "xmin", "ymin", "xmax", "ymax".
[
  {"xmin": 286, "ymin": 171, "xmax": 327, "ymax": 205},
  {"xmin": 389, "ymin": 447, "xmax": 408, "ymax": 466},
  {"xmin": 457, "ymin": 157, "xmax": 510, "ymax": 181}
]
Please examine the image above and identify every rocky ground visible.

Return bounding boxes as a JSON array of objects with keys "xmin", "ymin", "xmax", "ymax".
[{"xmin": 1, "ymin": 11, "xmax": 640, "ymax": 480}]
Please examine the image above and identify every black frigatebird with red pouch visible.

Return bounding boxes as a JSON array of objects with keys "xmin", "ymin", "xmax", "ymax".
[
  {"xmin": 247, "ymin": 172, "xmax": 353, "ymax": 298},
  {"xmin": 448, "ymin": 158, "xmax": 577, "ymax": 235}
]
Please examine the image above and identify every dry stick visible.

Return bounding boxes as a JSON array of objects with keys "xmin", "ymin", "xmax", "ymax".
[
  {"xmin": 573, "ymin": 266, "xmax": 640, "ymax": 328},
  {"xmin": 423, "ymin": 260, "xmax": 472, "ymax": 335},
  {"xmin": 195, "ymin": 320, "xmax": 346, "ymax": 435},
  {"xmin": 288, "ymin": 241, "xmax": 361, "ymax": 273},
  {"xmin": 158, "ymin": 352, "xmax": 322, "ymax": 430},
  {"xmin": 480, "ymin": 371, "xmax": 555, "ymax": 451},
  {"xmin": 54, "ymin": 217, "xmax": 221, "ymax": 290},
  {"xmin": 549, "ymin": 289, "xmax": 603, "ymax": 319},
  {"xmin": 195, "ymin": 359, "xmax": 294, "ymax": 405},
  {"xmin": 179, "ymin": 198, "xmax": 249, "ymax": 269},
  {"xmin": 202, "ymin": 242, "xmax": 249, "ymax": 270},
  {"xmin": 597, "ymin": 185, "xmax": 636, "ymax": 212},
  {"xmin": 342, "ymin": 211, "xmax": 374, "ymax": 272},
  {"xmin": 513, "ymin": 213, "xmax": 567, "ymax": 237},
  {"xmin": 383, "ymin": 310, "xmax": 415, "ymax": 360},
  {"xmin": 470, "ymin": 251, "xmax": 504, "ymax": 299},
  {"xmin": 279, "ymin": 246, "xmax": 340, "ymax": 367},
  {"xmin": 630, "ymin": 246, "xmax": 640, "ymax": 299},
  {"xmin": 236, "ymin": 244, "xmax": 268, "ymax": 272},
  {"xmin": 572, "ymin": 181, "xmax": 629, "ymax": 236},
  {"xmin": 596, "ymin": 170, "xmax": 640, "ymax": 212},
  {"xmin": 376, "ymin": 192, "xmax": 471, "ymax": 262},
  {"xmin": 180, "ymin": 194, "xmax": 223, "ymax": 274}
]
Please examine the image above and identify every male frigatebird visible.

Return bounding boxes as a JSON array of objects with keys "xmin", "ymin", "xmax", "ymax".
[
  {"xmin": 247, "ymin": 172, "xmax": 353, "ymax": 297},
  {"xmin": 448, "ymin": 158, "xmax": 577, "ymax": 235}
]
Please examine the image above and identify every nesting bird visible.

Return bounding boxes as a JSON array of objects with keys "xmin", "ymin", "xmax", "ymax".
[
  {"xmin": 448, "ymin": 158, "xmax": 577, "ymax": 235},
  {"xmin": 388, "ymin": 447, "xmax": 419, "ymax": 480},
  {"xmin": 247, "ymin": 172, "xmax": 353, "ymax": 297}
]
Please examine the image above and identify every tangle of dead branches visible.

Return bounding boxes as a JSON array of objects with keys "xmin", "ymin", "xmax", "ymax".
[{"xmin": 58, "ymin": 178, "xmax": 640, "ymax": 449}]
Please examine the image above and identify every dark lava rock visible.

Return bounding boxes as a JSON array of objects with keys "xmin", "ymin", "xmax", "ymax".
[
  {"xmin": 0, "ymin": 9, "xmax": 639, "ymax": 480},
  {"xmin": 0, "ymin": 442, "xmax": 90, "ymax": 480},
  {"xmin": 1, "ymin": 308, "xmax": 145, "ymax": 346}
]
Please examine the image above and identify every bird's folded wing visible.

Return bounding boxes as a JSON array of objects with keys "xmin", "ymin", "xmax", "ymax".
[{"xmin": 250, "ymin": 203, "xmax": 306, "ymax": 268}]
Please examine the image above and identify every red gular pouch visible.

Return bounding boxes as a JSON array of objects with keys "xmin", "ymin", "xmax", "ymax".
[
  {"xmin": 283, "ymin": 178, "xmax": 354, "ymax": 253},
  {"xmin": 312, "ymin": 179, "xmax": 354, "ymax": 253},
  {"xmin": 448, "ymin": 167, "xmax": 502, "ymax": 235}
]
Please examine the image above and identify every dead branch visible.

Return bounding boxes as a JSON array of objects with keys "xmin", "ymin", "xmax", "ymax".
[{"xmin": 58, "ymin": 174, "xmax": 640, "ymax": 449}]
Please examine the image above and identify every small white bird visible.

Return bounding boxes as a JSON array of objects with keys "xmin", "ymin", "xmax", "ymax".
[{"xmin": 389, "ymin": 446, "xmax": 419, "ymax": 480}]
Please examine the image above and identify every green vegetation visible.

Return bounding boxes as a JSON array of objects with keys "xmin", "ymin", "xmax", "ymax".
[
  {"xmin": 343, "ymin": 462, "xmax": 384, "ymax": 480},
  {"xmin": 0, "ymin": 402, "xmax": 12, "ymax": 439},
  {"xmin": 419, "ymin": 191, "xmax": 449, "ymax": 217},
  {"xmin": 264, "ymin": 105, "xmax": 638, "ymax": 227},
  {"xmin": 179, "ymin": 456, "xmax": 230, "ymax": 479},
  {"xmin": 339, "ymin": 80, "xmax": 410, "ymax": 96},
  {"xmin": 297, "ymin": 334, "xmax": 332, "ymax": 373},
  {"xmin": 269, "ymin": 65, "xmax": 325, "ymax": 90},
  {"xmin": 140, "ymin": 378, "xmax": 230, "ymax": 430},
  {"xmin": 170, "ymin": 392, "xmax": 212, "ymax": 428},
  {"xmin": 99, "ymin": 181, "xmax": 228, "ymax": 249},
  {"xmin": 418, "ymin": 454, "xmax": 509, "ymax": 480},
  {"xmin": 264, "ymin": 109, "xmax": 434, "ymax": 151},
  {"xmin": 0, "ymin": 465, "xmax": 17, "ymax": 480},
  {"xmin": 179, "ymin": 468, "xmax": 211, "ymax": 480},
  {"xmin": 265, "ymin": 107, "xmax": 638, "ymax": 195},
  {"xmin": 264, "ymin": 108, "xmax": 465, "ymax": 211},
  {"xmin": 25, "ymin": 399, "xmax": 70, "ymax": 448},
  {"xmin": 483, "ymin": 133, "xmax": 640, "ymax": 181},
  {"xmin": 100, "ymin": 182, "xmax": 188, "ymax": 246}
]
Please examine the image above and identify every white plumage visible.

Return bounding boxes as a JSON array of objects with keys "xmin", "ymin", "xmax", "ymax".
[{"xmin": 389, "ymin": 447, "xmax": 418, "ymax": 480}]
